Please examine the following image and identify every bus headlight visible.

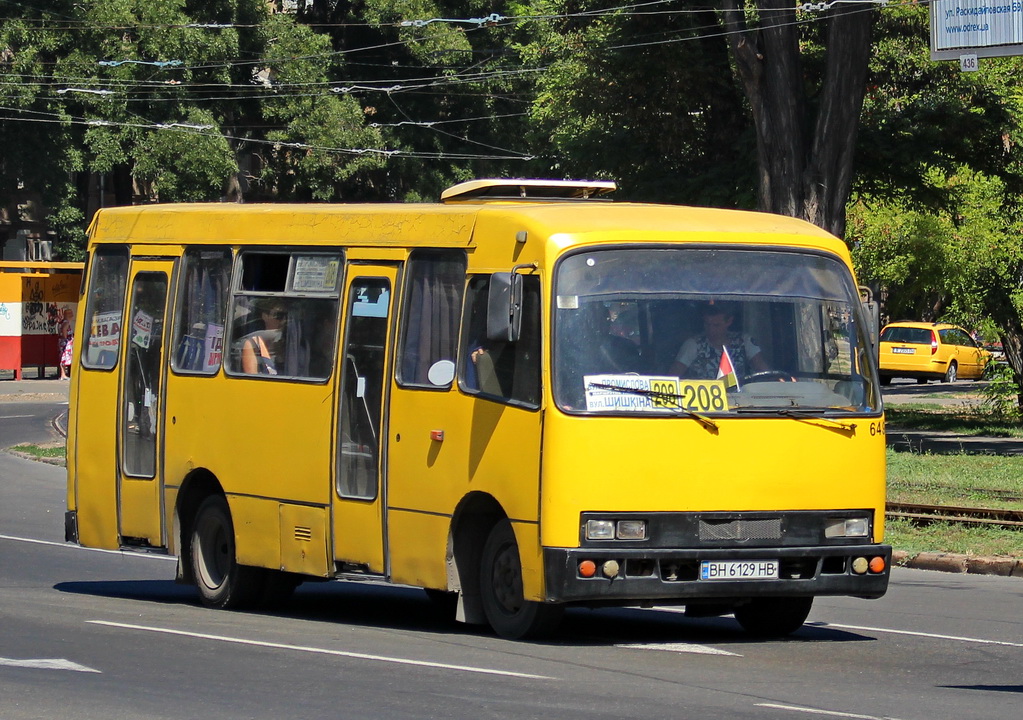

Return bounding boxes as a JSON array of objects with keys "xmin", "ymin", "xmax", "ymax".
[
  {"xmin": 585, "ymin": 519, "xmax": 647, "ymax": 540},
  {"xmin": 616, "ymin": 520, "xmax": 647, "ymax": 540},
  {"xmin": 585, "ymin": 520, "xmax": 616, "ymax": 540},
  {"xmin": 825, "ymin": 517, "xmax": 869, "ymax": 539}
]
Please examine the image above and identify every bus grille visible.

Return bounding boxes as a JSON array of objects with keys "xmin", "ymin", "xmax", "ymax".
[{"xmin": 699, "ymin": 518, "xmax": 782, "ymax": 542}]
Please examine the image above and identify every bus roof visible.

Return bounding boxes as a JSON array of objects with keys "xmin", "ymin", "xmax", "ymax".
[{"xmin": 87, "ymin": 198, "xmax": 842, "ymax": 256}]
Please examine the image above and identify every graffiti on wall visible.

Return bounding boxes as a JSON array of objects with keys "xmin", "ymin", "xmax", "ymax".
[{"xmin": 20, "ymin": 277, "xmax": 75, "ymax": 335}]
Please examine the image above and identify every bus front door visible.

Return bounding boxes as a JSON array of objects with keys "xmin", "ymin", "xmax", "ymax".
[
  {"xmin": 332, "ymin": 267, "xmax": 398, "ymax": 574},
  {"xmin": 117, "ymin": 259, "xmax": 173, "ymax": 547}
]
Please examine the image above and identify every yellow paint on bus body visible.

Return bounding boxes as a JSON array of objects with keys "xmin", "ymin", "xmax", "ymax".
[{"xmin": 67, "ymin": 190, "xmax": 887, "ymax": 623}]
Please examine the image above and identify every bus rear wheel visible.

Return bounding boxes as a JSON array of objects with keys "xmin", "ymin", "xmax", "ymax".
[
  {"xmin": 480, "ymin": 519, "xmax": 563, "ymax": 640},
  {"xmin": 190, "ymin": 495, "xmax": 263, "ymax": 609},
  {"xmin": 733, "ymin": 596, "xmax": 813, "ymax": 637}
]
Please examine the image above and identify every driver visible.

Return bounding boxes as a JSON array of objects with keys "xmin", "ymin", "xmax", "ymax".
[{"xmin": 669, "ymin": 302, "xmax": 767, "ymax": 380}]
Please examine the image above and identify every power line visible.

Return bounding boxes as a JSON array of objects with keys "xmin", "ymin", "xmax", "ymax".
[{"xmin": 0, "ymin": 105, "xmax": 535, "ymax": 161}]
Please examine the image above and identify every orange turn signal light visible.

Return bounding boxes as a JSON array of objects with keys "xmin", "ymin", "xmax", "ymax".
[
  {"xmin": 869, "ymin": 556, "xmax": 886, "ymax": 574},
  {"xmin": 579, "ymin": 560, "xmax": 597, "ymax": 578}
]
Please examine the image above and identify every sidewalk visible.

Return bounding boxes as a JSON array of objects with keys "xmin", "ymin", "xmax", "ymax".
[{"xmin": 0, "ymin": 367, "xmax": 70, "ymax": 403}]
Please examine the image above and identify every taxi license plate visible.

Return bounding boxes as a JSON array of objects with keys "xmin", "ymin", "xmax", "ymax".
[
  {"xmin": 700, "ymin": 560, "xmax": 778, "ymax": 581},
  {"xmin": 892, "ymin": 347, "xmax": 915, "ymax": 354}
]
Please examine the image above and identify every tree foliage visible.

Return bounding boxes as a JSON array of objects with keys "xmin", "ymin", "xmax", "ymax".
[
  {"xmin": 518, "ymin": 1, "xmax": 755, "ymax": 206},
  {"xmin": 0, "ymin": 0, "xmax": 384, "ymax": 258},
  {"xmin": 850, "ymin": 6, "xmax": 1023, "ymax": 404},
  {"xmin": 8, "ymin": 1, "xmax": 1023, "ymax": 408}
]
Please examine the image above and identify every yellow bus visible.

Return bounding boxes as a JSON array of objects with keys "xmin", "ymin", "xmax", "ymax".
[{"xmin": 65, "ymin": 179, "xmax": 890, "ymax": 639}]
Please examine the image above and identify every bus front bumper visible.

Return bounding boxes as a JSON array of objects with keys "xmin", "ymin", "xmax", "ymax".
[{"xmin": 543, "ymin": 544, "xmax": 891, "ymax": 603}]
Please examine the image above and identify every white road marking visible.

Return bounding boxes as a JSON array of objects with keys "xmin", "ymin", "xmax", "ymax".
[
  {"xmin": 756, "ymin": 703, "xmax": 904, "ymax": 720},
  {"xmin": 811, "ymin": 621, "xmax": 1023, "ymax": 648},
  {"xmin": 647, "ymin": 610, "xmax": 1023, "ymax": 650},
  {"xmin": 0, "ymin": 657, "xmax": 101, "ymax": 673},
  {"xmin": 0, "ymin": 415, "xmax": 35, "ymax": 419},
  {"xmin": 0, "ymin": 534, "xmax": 176, "ymax": 560},
  {"xmin": 616, "ymin": 642, "xmax": 741, "ymax": 656},
  {"xmin": 88, "ymin": 621, "xmax": 554, "ymax": 680}
]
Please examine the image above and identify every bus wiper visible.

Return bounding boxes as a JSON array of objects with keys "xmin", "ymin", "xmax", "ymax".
[
  {"xmin": 586, "ymin": 382, "xmax": 719, "ymax": 431},
  {"xmin": 735, "ymin": 406, "xmax": 856, "ymax": 431}
]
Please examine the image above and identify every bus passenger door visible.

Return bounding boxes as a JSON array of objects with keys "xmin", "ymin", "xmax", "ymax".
[
  {"xmin": 332, "ymin": 266, "xmax": 398, "ymax": 574},
  {"xmin": 117, "ymin": 259, "xmax": 174, "ymax": 546}
]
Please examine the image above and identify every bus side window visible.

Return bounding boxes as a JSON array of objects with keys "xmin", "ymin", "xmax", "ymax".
[
  {"xmin": 170, "ymin": 247, "xmax": 231, "ymax": 375},
  {"xmin": 397, "ymin": 250, "xmax": 467, "ymax": 388},
  {"xmin": 81, "ymin": 246, "xmax": 129, "ymax": 370},
  {"xmin": 460, "ymin": 274, "xmax": 541, "ymax": 408},
  {"xmin": 226, "ymin": 251, "xmax": 341, "ymax": 381}
]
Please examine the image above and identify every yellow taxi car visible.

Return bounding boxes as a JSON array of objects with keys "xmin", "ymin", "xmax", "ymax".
[{"xmin": 878, "ymin": 321, "xmax": 991, "ymax": 384}]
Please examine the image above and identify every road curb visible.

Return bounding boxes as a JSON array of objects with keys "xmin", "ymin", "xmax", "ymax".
[{"xmin": 893, "ymin": 549, "xmax": 1023, "ymax": 577}]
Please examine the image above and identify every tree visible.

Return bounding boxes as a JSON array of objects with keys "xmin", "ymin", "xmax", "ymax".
[
  {"xmin": 297, "ymin": 1, "xmax": 543, "ymax": 201},
  {"xmin": 848, "ymin": 5, "xmax": 1023, "ymax": 407},
  {"xmin": 721, "ymin": 1, "xmax": 875, "ymax": 237},
  {"xmin": 849, "ymin": 167, "xmax": 1016, "ymax": 327},
  {"xmin": 518, "ymin": 1, "xmax": 756, "ymax": 206},
  {"xmin": 0, "ymin": 1, "xmax": 385, "ymax": 258}
]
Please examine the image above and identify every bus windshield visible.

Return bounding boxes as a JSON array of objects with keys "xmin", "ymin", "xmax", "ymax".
[{"xmin": 553, "ymin": 247, "xmax": 880, "ymax": 415}]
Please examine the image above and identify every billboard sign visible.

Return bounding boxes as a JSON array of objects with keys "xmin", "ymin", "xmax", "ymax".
[{"xmin": 930, "ymin": 0, "xmax": 1023, "ymax": 60}]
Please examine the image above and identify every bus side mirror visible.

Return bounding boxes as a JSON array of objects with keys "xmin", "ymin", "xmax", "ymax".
[
  {"xmin": 487, "ymin": 272, "xmax": 523, "ymax": 343},
  {"xmin": 859, "ymin": 285, "xmax": 879, "ymax": 351}
]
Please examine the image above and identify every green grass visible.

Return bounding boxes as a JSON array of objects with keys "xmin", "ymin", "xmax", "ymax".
[
  {"xmin": 7, "ymin": 443, "xmax": 66, "ymax": 462},
  {"xmin": 885, "ymin": 392, "xmax": 1023, "ymax": 557},
  {"xmin": 885, "ymin": 517, "xmax": 1023, "ymax": 558},
  {"xmin": 887, "ymin": 449, "xmax": 1023, "ymax": 508},
  {"xmin": 885, "ymin": 448, "xmax": 1023, "ymax": 559}
]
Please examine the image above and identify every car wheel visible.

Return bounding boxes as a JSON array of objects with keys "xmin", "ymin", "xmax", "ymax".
[{"xmin": 944, "ymin": 361, "xmax": 957, "ymax": 384}]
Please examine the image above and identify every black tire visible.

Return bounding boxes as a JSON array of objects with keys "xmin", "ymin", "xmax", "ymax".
[
  {"xmin": 479, "ymin": 519, "xmax": 563, "ymax": 640},
  {"xmin": 916, "ymin": 378, "xmax": 929, "ymax": 385},
  {"xmin": 944, "ymin": 361, "xmax": 958, "ymax": 384},
  {"xmin": 734, "ymin": 596, "xmax": 813, "ymax": 638},
  {"xmin": 190, "ymin": 495, "xmax": 264, "ymax": 609}
]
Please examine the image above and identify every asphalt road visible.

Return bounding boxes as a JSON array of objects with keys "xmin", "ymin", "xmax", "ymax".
[
  {"xmin": 3, "ymin": 436, "xmax": 1023, "ymax": 718},
  {"xmin": 0, "ymin": 400, "xmax": 66, "ymax": 448},
  {"xmin": 881, "ymin": 377, "xmax": 990, "ymax": 406}
]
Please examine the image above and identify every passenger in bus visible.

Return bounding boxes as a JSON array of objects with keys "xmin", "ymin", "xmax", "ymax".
[
  {"xmin": 670, "ymin": 302, "xmax": 767, "ymax": 380},
  {"xmin": 240, "ymin": 300, "xmax": 286, "ymax": 375}
]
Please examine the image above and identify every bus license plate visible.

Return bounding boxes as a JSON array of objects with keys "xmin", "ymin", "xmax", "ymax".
[
  {"xmin": 700, "ymin": 560, "xmax": 778, "ymax": 581},
  {"xmin": 892, "ymin": 347, "xmax": 915, "ymax": 354}
]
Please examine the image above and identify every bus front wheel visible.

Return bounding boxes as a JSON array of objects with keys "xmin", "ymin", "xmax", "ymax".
[
  {"xmin": 190, "ymin": 495, "xmax": 263, "ymax": 609},
  {"xmin": 479, "ymin": 519, "xmax": 563, "ymax": 640},
  {"xmin": 733, "ymin": 596, "xmax": 813, "ymax": 637}
]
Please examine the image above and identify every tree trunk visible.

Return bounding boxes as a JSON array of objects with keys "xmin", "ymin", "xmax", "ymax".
[{"xmin": 722, "ymin": 2, "xmax": 875, "ymax": 237}]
